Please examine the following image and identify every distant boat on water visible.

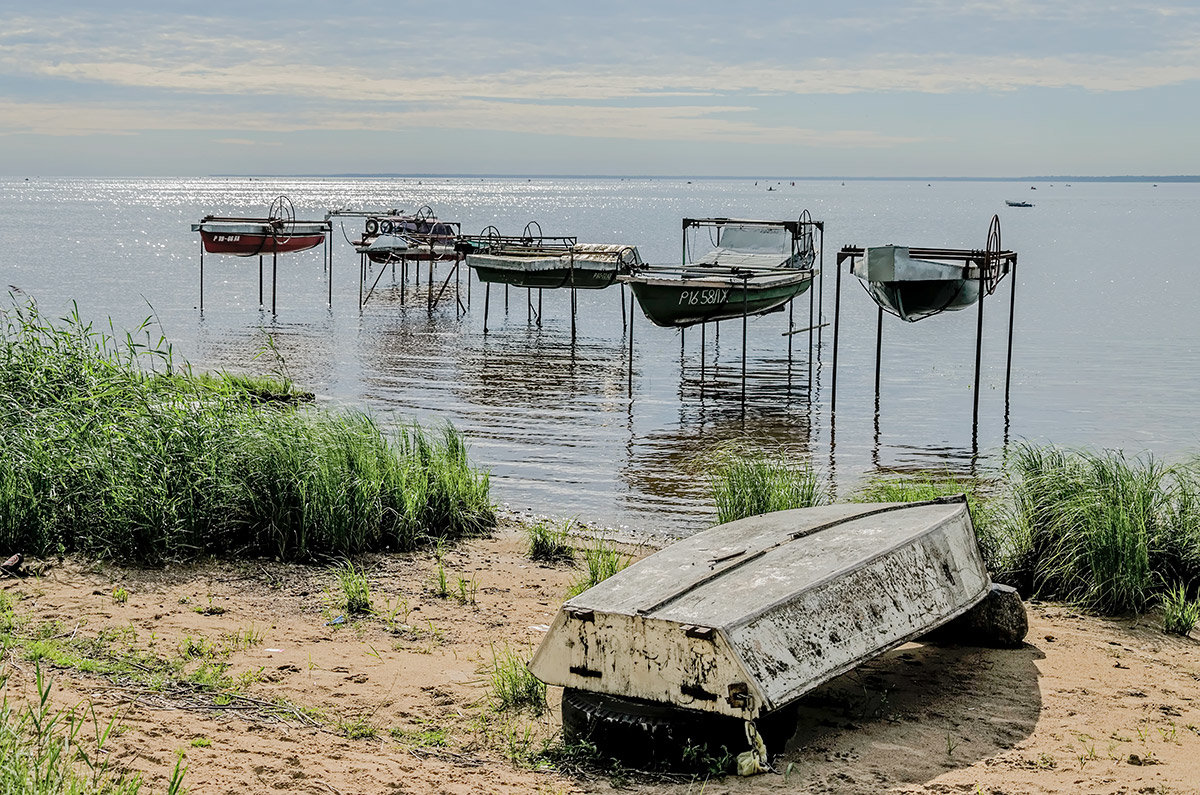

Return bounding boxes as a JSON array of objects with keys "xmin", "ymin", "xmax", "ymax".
[{"xmin": 1005, "ymin": 200, "xmax": 1034, "ymax": 208}]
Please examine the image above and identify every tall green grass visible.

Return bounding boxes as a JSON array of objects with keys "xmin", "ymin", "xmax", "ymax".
[
  {"xmin": 1006, "ymin": 444, "xmax": 1200, "ymax": 613},
  {"xmin": 710, "ymin": 449, "xmax": 826, "ymax": 523},
  {"xmin": 0, "ymin": 300, "xmax": 494, "ymax": 562}
]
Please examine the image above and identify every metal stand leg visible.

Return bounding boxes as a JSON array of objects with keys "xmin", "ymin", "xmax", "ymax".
[
  {"xmin": 831, "ymin": 253, "xmax": 845, "ymax": 410},
  {"xmin": 483, "ymin": 283, "xmax": 491, "ymax": 334},
  {"xmin": 627, "ymin": 292, "xmax": 635, "ymax": 396},
  {"xmin": 874, "ymin": 306, "xmax": 883, "ymax": 399}
]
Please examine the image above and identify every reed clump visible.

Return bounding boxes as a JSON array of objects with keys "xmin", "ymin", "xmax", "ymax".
[
  {"xmin": 1006, "ymin": 444, "xmax": 1200, "ymax": 614},
  {"xmin": 710, "ymin": 448, "xmax": 826, "ymax": 524},
  {"xmin": 0, "ymin": 301, "xmax": 494, "ymax": 563}
]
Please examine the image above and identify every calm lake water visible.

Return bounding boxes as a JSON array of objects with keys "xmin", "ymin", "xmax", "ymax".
[{"xmin": 2, "ymin": 177, "xmax": 1197, "ymax": 536}]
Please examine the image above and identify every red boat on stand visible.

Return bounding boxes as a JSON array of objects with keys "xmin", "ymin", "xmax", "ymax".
[
  {"xmin": 193, "ymin": 195, "xmax": 333, "ymax": 313},
  {"xmin": 195, "ymin": 219, "xmax": 329, "ymax": 256}
]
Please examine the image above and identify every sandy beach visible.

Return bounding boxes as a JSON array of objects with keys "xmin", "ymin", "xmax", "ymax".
[{"xmin": 2, "ymin": 522, "xmax": 1198, "ymax": 794}]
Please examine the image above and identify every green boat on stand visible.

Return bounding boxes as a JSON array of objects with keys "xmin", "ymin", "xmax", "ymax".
[
  {"xmin": 462, "ymin": 222, "xmax": 642, "ymax": 290},
  {"xmin": 621, "ymin": 217, "xmax": 818, "ymax": 328}
]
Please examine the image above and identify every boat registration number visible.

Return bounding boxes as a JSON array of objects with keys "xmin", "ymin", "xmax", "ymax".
[
  {"xmin": 213, "ymin": 235, "xmax": 242, "ymax": 242},
  {"xmin": 677, "ymin": 289, "xmax": 728, "ymax": 306}
]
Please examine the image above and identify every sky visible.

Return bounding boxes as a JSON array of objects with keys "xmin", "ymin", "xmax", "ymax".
[{"xmin": 0, "ymin": 0, "xmax": 1198, "ymax": 177}]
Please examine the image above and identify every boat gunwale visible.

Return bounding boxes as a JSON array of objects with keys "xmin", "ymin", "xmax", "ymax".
[{"xmin": 619, "ymin": 266, "xmax": 814, "ymax": 289}]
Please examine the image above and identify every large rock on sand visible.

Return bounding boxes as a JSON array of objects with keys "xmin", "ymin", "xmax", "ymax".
[{"xmin": 923, "ymin": 583, "xmax": 1028, "ymax": 648}]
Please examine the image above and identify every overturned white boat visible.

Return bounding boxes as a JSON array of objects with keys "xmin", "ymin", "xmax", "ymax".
[{"xmin": 530, "ymin": 498, "xmax": 991, "ymax": 724}]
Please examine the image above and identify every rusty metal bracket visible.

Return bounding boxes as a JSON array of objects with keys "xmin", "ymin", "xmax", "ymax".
[{"xmin": 727, "ymin": 682, "xmax": 754, "ymax": 710}]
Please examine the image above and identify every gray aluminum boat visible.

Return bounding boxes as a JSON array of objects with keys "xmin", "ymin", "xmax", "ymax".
[{"xmin": 529, "ymin": 498, "xmax": 990, "ymax": 722}]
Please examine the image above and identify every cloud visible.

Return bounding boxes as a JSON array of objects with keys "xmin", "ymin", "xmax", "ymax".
[{"xmin": 0, "ymin": 98, "xmax": 922, "ymax": 148}]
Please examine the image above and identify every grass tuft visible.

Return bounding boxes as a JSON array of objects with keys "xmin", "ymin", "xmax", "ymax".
[
  {"xmin": 487, "ymin": 644, "xmax": 546, "ymax": 713},
  {"xmin": 0, "ymin": 664, "xmax": 184, "ymax": 793},
  {"xmin": 1006, "ymin": 445, "xmax": 1175, "ymax": 613},
  {"xmin": 335, "ymin": 562, "xmax": 372, "ymax": 614},
  {"xmin": 1161, "ymin": 583, "xmax": 1200, "ymax": 635},
  {"xmin": 527, "ymin": 519, "xmax": 575, "ymax": 564},
  {"xmin": 567, "ymin": 540, "xmax": 630, "ymax": 598},
  {"xmin": 710, "ymin": 448, "xmax": 825, "ymax": 524}
]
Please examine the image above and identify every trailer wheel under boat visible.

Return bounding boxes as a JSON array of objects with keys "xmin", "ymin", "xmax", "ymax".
[{"xmin": 529, "ymin": 498, "xmax": 1026, "ymax": 769}]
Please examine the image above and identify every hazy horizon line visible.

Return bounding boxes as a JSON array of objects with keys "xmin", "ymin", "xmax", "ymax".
[{"xmin": 204, "ymin": 173, "xmax": 1200, "ymax": 182}]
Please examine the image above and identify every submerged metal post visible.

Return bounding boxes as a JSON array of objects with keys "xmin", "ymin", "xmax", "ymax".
[
  {"xmin": 808, "ymin": 271, "xmax": 815, "ymax": 390},
  {"xmin": 620, "ymin": 284, "xmax": 627, "ymax": 332},
  {"xmin": 427, "ymin": 261, "xmax": 434, "ymax": 312},
  {"xmin": 258, "ymin": 254, "xmax": 263, "ymax": 307},
  {"xmin": 527, "ymin": 287, "xmax": 532, "ymax": 323},
  {"xmin": 628, "ymin": 291, "xmax": 635, "ymax": 395},
  {"xmin": 538, "ymin": 289, "xmax": 543, "ymax": 328},
  {"xmin": 741, "ymin": 278, "xmax": 749, "ymax": 405},
  {"xmin": 271, "ymin": 251, "xmax": 278, "ymax": 315},
  {"xmin": 359, "ymin": 254, "xmax": 364, "ymax": 313},
  {"xmin": 571, "ymin": 287, "xmax": 577, "ymax": 344},
  {"xmin": 817, "ymin": 225, "xmax": 825, "ymax": 344},
  {"xmin": 199, "ymin": 240, "xmax": 204, "ymax": 312},
  {"xmin": 327, "ymin": 238, "xmax": 333, "ymax": 308},
  {"xmin": 788, "ymin": 301, "xmax": 794, "ymax": 363}
]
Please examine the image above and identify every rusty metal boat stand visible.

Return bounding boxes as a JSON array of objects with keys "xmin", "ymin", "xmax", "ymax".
[{"xmin": 829, "ymin": 215, "xmax": 1018, "ymax": 456}]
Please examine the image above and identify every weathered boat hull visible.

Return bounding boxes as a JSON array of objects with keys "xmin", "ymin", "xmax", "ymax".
[
  {"xmin": 194, "ymin": 222, "xmax": 327, "ymax": 256},
  {"xmin": 622, "ymin": 270, "xmax": 812, "ymax": 328},
  {"xmin": 529, "ymin": 499, "xmax": 991, "ymax": 720},
  {"xmin": 853, "ymin": 245, "xmax": 981, "ymax": 322}
]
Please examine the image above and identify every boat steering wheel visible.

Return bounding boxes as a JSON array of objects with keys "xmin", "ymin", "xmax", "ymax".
[{"xmin": 984, "ymin": 214, "xmax": 1002, "ymax": 295}]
